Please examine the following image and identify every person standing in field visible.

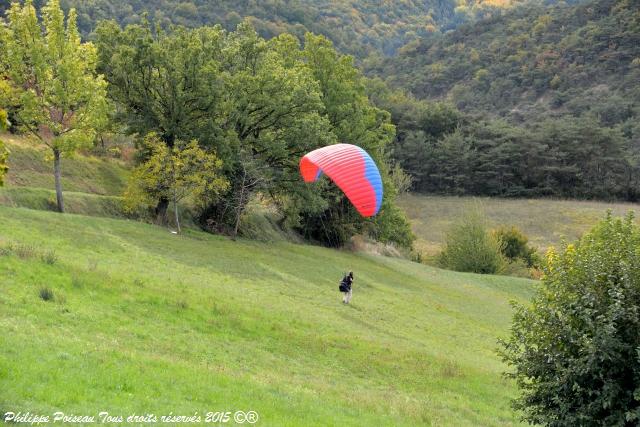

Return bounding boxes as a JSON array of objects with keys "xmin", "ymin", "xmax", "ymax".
[{"xmin": 339, "ymin": 271, "xmax": 354, "ymax": 304}]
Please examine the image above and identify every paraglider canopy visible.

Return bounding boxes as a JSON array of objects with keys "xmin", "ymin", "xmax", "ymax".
[{"xmin": 299, "ymin": 144, "xmax": 383, "ymax": 217}]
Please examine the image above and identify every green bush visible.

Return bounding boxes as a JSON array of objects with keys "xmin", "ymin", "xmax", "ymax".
[
  {"xmin": 493, "ymin": 226, "xmax": 539, "ymax": 267},
  {"xmin": 500, "ymin": 212, "xmax": 640, "ymax": 425},
  {"xmin": 438, "ymin": 210, "xmax": 505, "ymax": 274}
]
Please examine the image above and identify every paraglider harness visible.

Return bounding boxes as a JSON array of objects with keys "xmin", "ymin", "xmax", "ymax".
[{"xmin": 339, "ymin": 274, "xmax": 352, "ymax": 293}]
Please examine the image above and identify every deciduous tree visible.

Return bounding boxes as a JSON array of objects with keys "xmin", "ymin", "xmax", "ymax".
[
  {"xmin": 95, "ymin": 21, "xmax": 226, "ymax": 223},
  {"xmin": 0, "ymin": 0, "xmax": 108, "ymax": 212},
  {"xmin": 124, "ymin": 133, "xmax": 228, "ymax": 234},
  {"xmin": 500, "ymin": 213, "xmax": 640, "ymax": 425},
  {"xmin": 202, "ymin": 26, "xmax": 333, "ymax": 237}
]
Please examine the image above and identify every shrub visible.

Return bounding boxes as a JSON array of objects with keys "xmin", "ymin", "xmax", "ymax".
[
  {"xmin": 492, "ymin": 226, "xmax": 539, "ymax": 267},
  {"xmin": 499, "ymin": 212, "xmax": 640, "ymax": 425},
  {"xmin": 40, "ymin": 250, "xmax": 58, "ymax": 265},
  {"xmin": 39, "ymin": 287, "xmax": 55, "ymax": 302},
  {"xmin": 438, "ymin": 210, "xmax": 505, "ymax": 274},
  {"xmin": 500, "ymin": 258, "xmax": 533, "ymax": 279}
]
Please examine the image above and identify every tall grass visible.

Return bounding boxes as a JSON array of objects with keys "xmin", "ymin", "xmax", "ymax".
[{"xmin": 399, "ymin": 194, "xmax": 639, "ymax": 255}]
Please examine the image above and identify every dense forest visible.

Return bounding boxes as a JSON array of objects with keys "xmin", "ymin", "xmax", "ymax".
[
  {"xmin": 366, "ymin": 0, "xmax": 640, "ymax": 201},
  {"xmin": 3, "ymin": 0, "xmax": 639, "ymax": 207},
  {"xmin": 0, "ymin": 0, "xmax": 536, "ymax": 58},
  {"xmin": 367, "ymin": 0, "xmax": 639, "ymax": 121}
]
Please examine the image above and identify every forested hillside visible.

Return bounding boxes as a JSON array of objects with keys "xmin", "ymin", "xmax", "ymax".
[
  {"xmin": 366, "ymin": 0, "xmax": 640, "ymax": 201},
  {"xmin": 0, "ymin": 0, "xmax": 533, "ymax": 58},
  {"xmin": 368, "ymin": 0, "xmax": 640, "ymax": 121}
]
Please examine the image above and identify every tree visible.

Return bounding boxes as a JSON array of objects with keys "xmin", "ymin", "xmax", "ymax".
[
  {"xmin": 95, "ymin": 20, "xmax": 226, "ymax": 223},
  {"xmin": 298, "ymin": 33, "xmax": 414, "ymax": 248},
  {"xmin": 202, "ymin": 26, "xmax": 333, "ymax": 238},
  {"xmin": 0, "ymin": 0, "xmax": 107, "ymax": 212},
  {"xmin": 0, "ymin": 108, "xmax": 8, "ymax": 185},
  {"xmin": 124, "ymin": 133, "xmax": 228, "ymax": 234},
  {"xmin": 500, "ymin": 212, "xmax": 640, "ymax": 426},
  {"xmin": 97, "ymin": 19, "xmax": 413, "ymax": 246}
]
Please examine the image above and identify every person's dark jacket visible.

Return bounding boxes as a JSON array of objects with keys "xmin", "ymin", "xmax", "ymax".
[{"xmin": 341, "ymin": 275, "xmax": 353, "ymax": 291}]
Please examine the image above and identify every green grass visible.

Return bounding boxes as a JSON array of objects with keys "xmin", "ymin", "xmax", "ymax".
[
  {"xmin": 2, "ymin": 133, "xmax": 129, "ymax": 196},
  {"xmin": 0, "ymin": 187, "xmax": 129, "ymax": 218},
  {"xmin": 399, "ymin": 194, "xmax": 639, "ymax": 255},
  {"xmin": 0, "ymin": 206, "xmax": 533, "ymax": 426}
]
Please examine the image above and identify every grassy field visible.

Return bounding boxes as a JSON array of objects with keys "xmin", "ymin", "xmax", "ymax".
[
  {"xmin": 0, "ymin": 206, "xmax": 533, "ymax": 426},
  {"xmin": 399, "ymin": 194, "xmax": 640, "ymax": 255},
  {"xmin": 1, "ymin": 133, "xmax": 129, "ymax": 196}
]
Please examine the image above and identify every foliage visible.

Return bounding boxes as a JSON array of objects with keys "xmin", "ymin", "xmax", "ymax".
[
  {"xmin": 0, "ymin": 0, "xmax": 534, "ymax": 59},
  {"xmin": 124, "ymin": 133, "xmax": 228, "ymax": 233},
  {"xmin": 98, "ymin": 19, "xmax": 413, "ymax": 247},
  {"xmin": 372, "ymin": 0, "xmax": 639, "ymax": 119},
  {"xmin": 0, "ymin": 0, "xmax": 108, "ymax": 212},
  {"xmin": 96, "ymin": 20, "xmax": 227, "ymax": 222},
  {"xmin": 201, "ymin": 28, "xmax": 333, "ymax": 238},
  {"xmin": 500, "ymin": 212, "xmax": 640, "ymax": 425},
  {"xmin": 95, "ymin": 21, "xmax": 224, "ymax": 149},
  {"xmin": 492, "ymin": 226, "xmax": 539, "ymax": 267},
  {"xmin": 292, "ymin": 33, "xmax": 413, "ymax": 248},
  {"xmin": 438, "ymin": 208, "xmax": 506, "ymax": 274},
  {"xmin": 368, "ymin": 0, "xmax": 640, "ymax": 202},
  {"xmin": 386, "ymin": 115, "xmax": 638, "ymax": 201}
]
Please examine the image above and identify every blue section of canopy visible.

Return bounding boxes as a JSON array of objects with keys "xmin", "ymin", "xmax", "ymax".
[{"xmin": 358, "ymin": 147, "xmax": 383, "ymax": 214}]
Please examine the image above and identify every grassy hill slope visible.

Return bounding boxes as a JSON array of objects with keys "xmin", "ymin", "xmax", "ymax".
[
  {"xmin": 400, "ymin": 194, "xmax": 639, "ymax": 255},
  {"xmin": 1, "ymin": 133, "xmax": 129, "ymax": 196},
  {"xmin": 0, "ymin": 134, "xmax": 130, "ymax": 218},
  {"xmin": 0, "ymin": 206, "xmax": 533, "ymax": 426}
]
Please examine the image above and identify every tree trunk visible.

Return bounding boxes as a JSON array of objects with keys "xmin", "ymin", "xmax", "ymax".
[
  {"xmin": 173, "ymin": 192, "xmax": 181, "ymax": 234},
  {"xmin": 232, "ymin": 171, "xmax": 247, "ymax": 240},
  {"xmin": 155, "ymin": 197, "xmax": 169, "ymax": 225},
  {"xmin": 53, "ymin": 148, "xmax": 64, "ymax": 213},
  {"xmin": 233, "ymin": 199, "xmax": 242, "ymax": 239}
]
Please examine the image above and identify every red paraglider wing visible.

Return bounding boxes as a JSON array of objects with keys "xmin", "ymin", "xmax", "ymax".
[{"xmin": 299, "ymin": 144, "xmax": 383, "ymax": 217}]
